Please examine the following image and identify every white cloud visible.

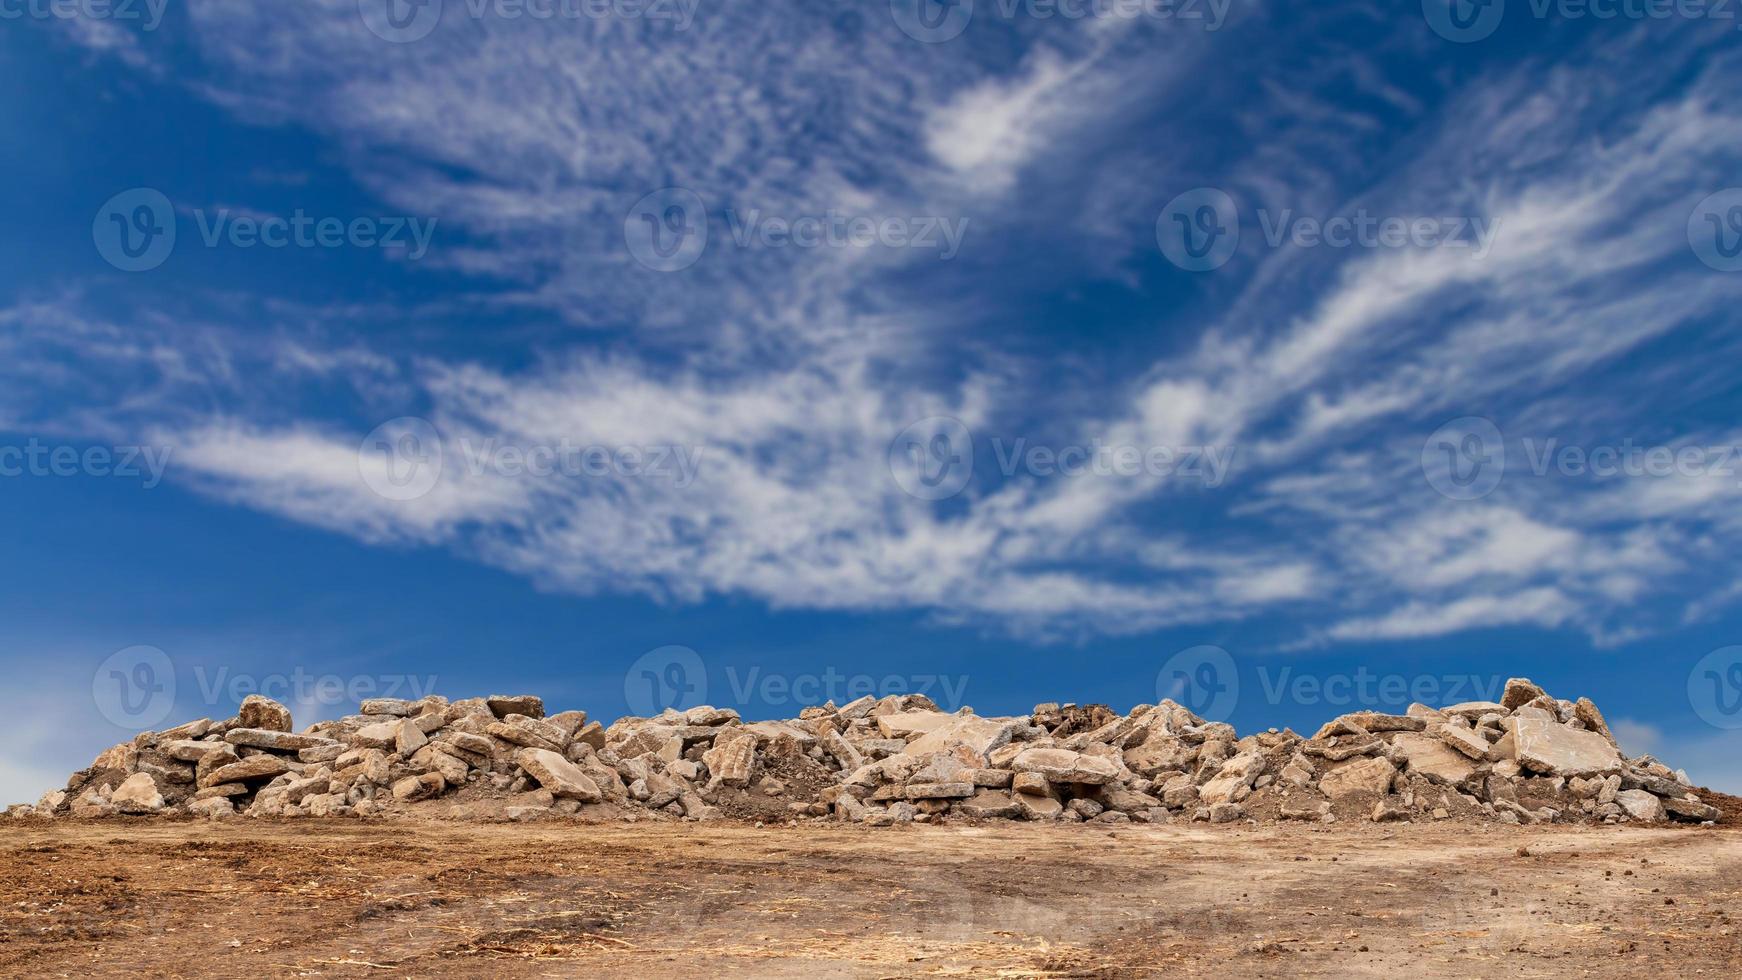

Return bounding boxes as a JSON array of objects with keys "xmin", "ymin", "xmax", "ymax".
[{"xmin": 25, "ymin": 7, "xmax": 1742, "ymax": 648}]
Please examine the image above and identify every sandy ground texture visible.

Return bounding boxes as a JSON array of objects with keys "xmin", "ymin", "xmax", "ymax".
[{"xmin": 2, "ymin": 819, "xmax": 1738, "ymax": 978}]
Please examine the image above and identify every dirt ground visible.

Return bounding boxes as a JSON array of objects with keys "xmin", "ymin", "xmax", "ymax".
[{"xmin": 2, "ymin": 819, "xmax": 1738, "ymax": 978}]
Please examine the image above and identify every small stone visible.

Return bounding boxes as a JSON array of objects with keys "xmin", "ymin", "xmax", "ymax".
[
  {"xmin": 486, "ymin": 695, "xmax": 545, "ymax": 720},
  {"xmin": 238, "ymin": 694, "xmax": 293, "ymax": 732},
  {"xmin": 392, "ymin": 772, "xmax": 446, "ymax": 802}
]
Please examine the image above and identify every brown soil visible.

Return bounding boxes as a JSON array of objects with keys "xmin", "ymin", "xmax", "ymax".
[{"xmin": 3, "ymin": 819, "xmax": 1739, "ymax": 978}]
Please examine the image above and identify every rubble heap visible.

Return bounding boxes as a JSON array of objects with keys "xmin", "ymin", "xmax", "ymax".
[{"xmin": 11, "ymin": 678, "xmax": 1726, "ymax": 827}]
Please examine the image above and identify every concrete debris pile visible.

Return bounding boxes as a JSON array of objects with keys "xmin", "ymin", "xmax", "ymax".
[{"xmin": 11, "ymin": 678, "xmax": 1726, "ymax": 827}]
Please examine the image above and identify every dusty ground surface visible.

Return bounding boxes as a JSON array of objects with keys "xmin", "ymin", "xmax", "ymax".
[{"xmin": 2, "ymin": 819, "xmax": 1738, "ymax": 978}]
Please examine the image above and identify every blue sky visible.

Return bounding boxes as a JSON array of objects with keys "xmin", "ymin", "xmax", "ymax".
[{"xmin": 4, "ymin": 1, "xmax": 1742, "ymax": 802}]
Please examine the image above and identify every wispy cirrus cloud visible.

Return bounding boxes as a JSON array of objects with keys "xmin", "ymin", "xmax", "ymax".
[{"xmin": 20, "ymin": 8, "xmax": 1742, "ymax": 650}]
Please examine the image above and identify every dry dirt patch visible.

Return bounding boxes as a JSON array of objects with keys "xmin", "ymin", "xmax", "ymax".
[{"xmin": 2, "ymin": 820, "xmax": 1738, "ymax": 978}]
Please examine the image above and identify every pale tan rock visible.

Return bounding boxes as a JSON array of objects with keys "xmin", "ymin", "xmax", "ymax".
[
  {"xmin": 110, "ymin": 773, "xmax": 164, "ymax": 814},
  {"xmin": 392, "ymin": 772, "xmax": 446, "ymax": 802},
  {"xmin": 1318, "ymin": 756, "xmax": 1397, "ymax": 800},
  {"xmin": 395, "ymin": 719, "xmax": 429, "ymax": 756},
  {"xmin": 1013, "ymin": 792, "xmax": 1063, "ymax": 820},
  {"xmin": 515, "ymin": 748, "xmax": 603, "ymax": 801},
  {"xmin": 351, "ymin": 721, "xmax": 400, "ymax": 750},
  {"xmin": 239, "ymin": 694, "xmax": 293, "ymax": 732},
  {"xmin": 1434, "ymin": 722, "xmax": 1491, "ymax": 760},
  {"xmin": 162, "ymin": 739, "xmax": 227, "ymax": 762},
  {"xmin": 1012, "ymin": 747, "xmax": 1119, "ymax": 785},
  {"xmin": 957, "ymin": 789, "xmax": 1021, "ymax": 818},
  {"xmin": 199, "ymin": 755, "xmax": 289, "ymax": 789},
  {"xmin": 1508, "ymin": 717, "xmax": 1623, "ymax": 777},
  {"xmin": 1390, "ymin": 733, "xmax": 1478, "ymax": 787},
  {"xmin": 188, "ymin": 796, "xmax": 236, "ymax": 819},
  {"xmin": 1614, "ymin": 789, "xmax": 1664, "ymax": 822},
  {"xmin": 1573, "ymin": 697, "xmax": 1616, "ymax": 746},
  {"xmin": 702, "ymin": 732, "xmax": 756, "ymax": 789},
  {"xmin": 486, "ymin": 695, "xmax": 545, "ymax": 719},
  {"xmin": 905, "ymin": 781, "xmax": 974, "ymax": 800},
  {"xmin": 875, "ymin": 711, "xmax": 955, "ymax": 739},
  {"xmin": 900, "ymin": 714, "xmax": 1025, "ymax": 762},
  {"xmin": 488, "ymin": 714, "xmax": 569, "ymax": 752},
  {"xmin": 1500, "ymin": 678, "xmax": 1547, "ymax": 711},
  {"xmin": 224, "ymin": 728, "xmax": 338, "ymax": 752},
  {"xmin": 1311, "ymin": 712, "xmax": 1425, "ymax": 741},
  {"xmin": 1198, "ymin": 750, "xmax": 1265, "ymax": 804}
]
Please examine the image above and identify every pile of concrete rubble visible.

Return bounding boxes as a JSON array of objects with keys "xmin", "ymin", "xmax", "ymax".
[{"xmin": 11, "ymin": 678, "xmax": 1725, "ymax": 827}]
